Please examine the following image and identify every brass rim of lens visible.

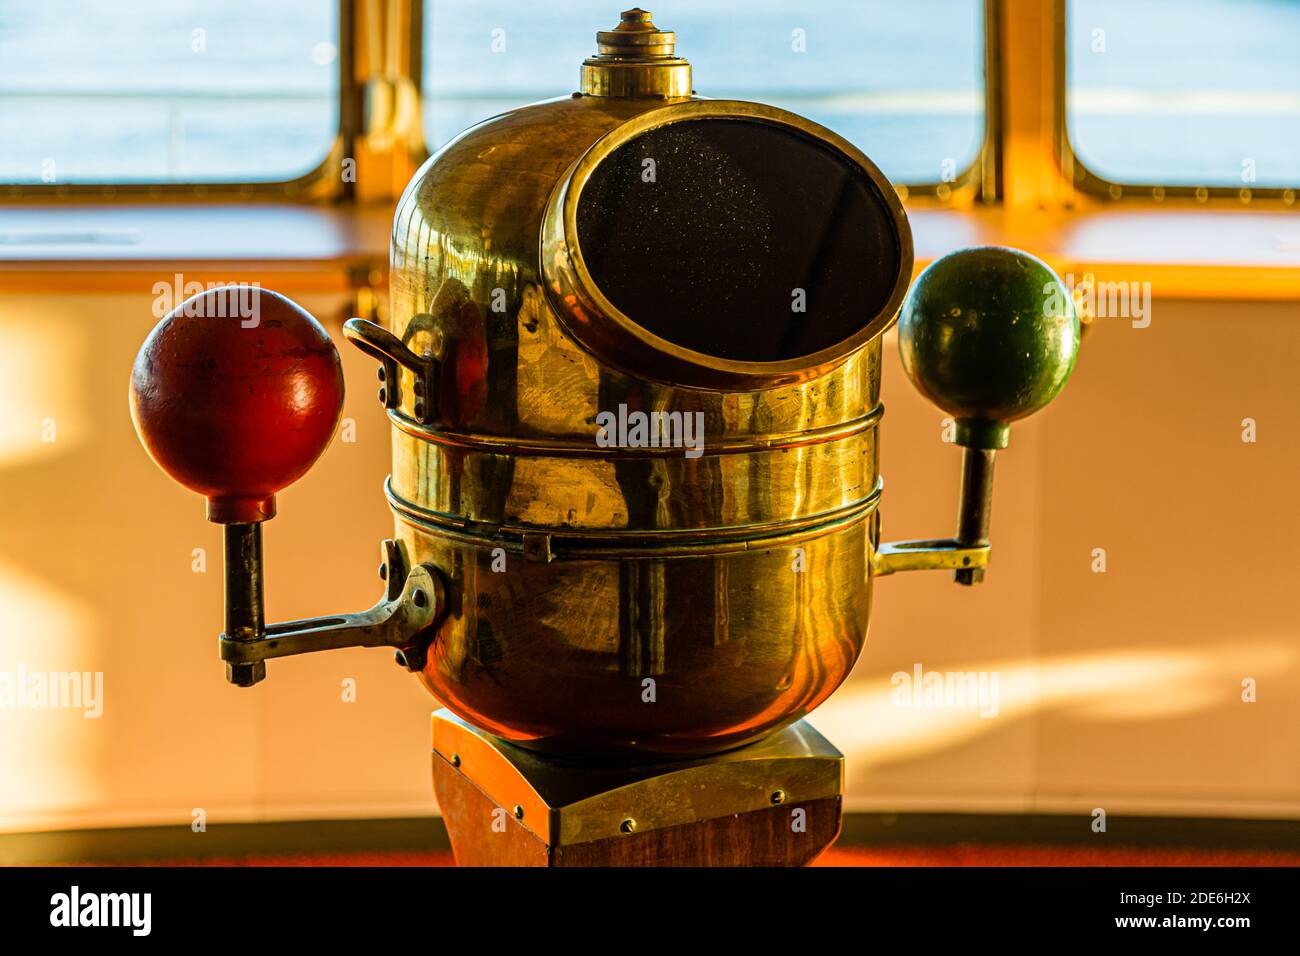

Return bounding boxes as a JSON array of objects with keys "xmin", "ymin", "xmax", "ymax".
[{"xmin": 541, "ymin": 99, "xmax": 915, "ymax": 391}]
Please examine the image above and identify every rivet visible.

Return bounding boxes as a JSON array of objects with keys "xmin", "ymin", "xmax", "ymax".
[
  {"xmin": 771, "ymin": 789, "xmax": 788, "ymax": 806},
  {"xmin": 377, "ymin": 365, "xmax": 386, "ymax": 382},
  {"xmin": 620, "ymin": 818, "xmax": 637, "ymax": 834},
  {"xmin": 393, "ymin": 649, "xmax": 408, "ymax": 668},
  {"xmin": 413, "ymin": 401, "xmax": 426, "ymax": 420},
  {"xmin": 413, "ymin": 589, "xmax": 427, "ymax": 609},
  {"xmin": 378, "ymin": 386, "xmax": 388, "ymax": 404},
  {"xmin": 451, "ymin": 753, "xmax": 461, "ymax": 768},
  {"xmin": 379, "ymin": 562, "xmax": 388, "ymax": 580},
  {"xmin": 513, "ymin": 804, "xmax": 524, "ymax": 820}
]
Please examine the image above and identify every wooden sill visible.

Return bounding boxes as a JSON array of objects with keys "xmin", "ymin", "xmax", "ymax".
[
  {"xmin": 1, "ymin": 202, "xmax": 1297, "ymax": 300},
  {"xmin": 911, "ymin": 206, "xmax": 1300, "ymax": 301},
  {"xmin": 0, "ymin": 203, "xmax": 391, "ymax": 294}
]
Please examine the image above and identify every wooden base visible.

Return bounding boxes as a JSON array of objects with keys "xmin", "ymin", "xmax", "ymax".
[{"xmin": 430, "ymin": 710, "xmax": 844, "ymax": 867}]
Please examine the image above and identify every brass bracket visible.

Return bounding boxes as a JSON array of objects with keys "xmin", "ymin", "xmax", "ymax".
[
  {"xmin": 343, "ymin": 317, "xmax": 440, "ymax": 426},
  {"xmin": 521, "ymin": 532, "xmax": 554, "ymax": 564},
  {"xmin": 872, "ymin": 538, "xmax": 991, "ymax": 577},
  {"xmin": 219, "ymin": 547, "xmax": 445, "ymax": 680}
]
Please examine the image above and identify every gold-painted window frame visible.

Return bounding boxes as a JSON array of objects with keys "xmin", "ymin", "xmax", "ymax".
[
  {"xmin": 412, "ymin": 0, "xmax": 1001, "ymax": 207},
  {"xmin": 3, "ymin": 1, "xmax": 1003, "ymax": 207},
  {"xmin": 0, "ymin": 0, "xmax": 358, "ymax": 203},
  {"xmin": 1056, "ymin": 0, "xmax": 1299, "ymax": 207},
  {"xmin": 899, "ymin": 0, "xmax": 1000, "ymax": 207}
]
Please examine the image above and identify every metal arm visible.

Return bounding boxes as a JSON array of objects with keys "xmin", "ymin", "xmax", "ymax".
[
  {"xmin": 872, "ymin": 537, "xmax": 991, "ymax": 578},
  {"xmin": 220, "ymin": 528, "xmax": 443, "ymax": 687},
  {"xmin": 875, "ymin": 246, "xmax": 1081, "ymax": 585}
]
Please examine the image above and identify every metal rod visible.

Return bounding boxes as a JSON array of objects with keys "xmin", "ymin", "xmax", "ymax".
[
  {"xmin": 223, "ymin": 522, "xmax": 266, "ymax": 685},
  {"xmin": 954, "ymin": 447, "xmax": 996, "ymax": 586}
]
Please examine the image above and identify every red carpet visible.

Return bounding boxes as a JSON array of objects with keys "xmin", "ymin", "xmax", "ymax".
[{"xmin": 106, "ymin": 844, "xmax": 1300, "ymax": 867}]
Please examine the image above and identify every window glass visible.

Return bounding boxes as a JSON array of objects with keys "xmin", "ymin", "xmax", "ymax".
[
  {"xmin": 1067, "ymin": 0, "xmax": 1300, "ymax": 188},
  {"xmin": 0, "ymin": 0, "xmax": 340, "ymax": 185},
  {"xmin": 423, "ymin": 0, "xmax": 985, "ymax": 185}
]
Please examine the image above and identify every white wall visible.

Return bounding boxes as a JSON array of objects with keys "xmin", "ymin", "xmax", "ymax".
[{"xmin": 0, "ymin": 290, "xmax": 1296, "ymax": 833}]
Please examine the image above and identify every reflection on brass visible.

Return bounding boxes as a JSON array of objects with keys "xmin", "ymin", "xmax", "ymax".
[
  {"xmin": 366, "ymin": 9, "xmax": 1074, "ymax": 758},
  {"xmin": 382, "ymin": 9, "xmax": 907, "ymax": 758},
  {"xmin": 431, "ymin": 709, "xmax": 842, "ymax": 846}
]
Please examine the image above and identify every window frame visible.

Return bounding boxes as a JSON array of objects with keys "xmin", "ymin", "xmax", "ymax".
[
  {"xmin": 0, "ymin": 0, "xmax": 357, "ymax": 202},
  {"xmin": 1056, "ymin": 0, "xmax": 1300, "ymax": 206},
  {"xmin": 413, "ymin": 0, "xmax": 1000, "ymax": 206}
]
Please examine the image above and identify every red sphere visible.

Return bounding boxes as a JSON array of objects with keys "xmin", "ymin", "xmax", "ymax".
[{"xmin": 130, "ymin": 287, "xmax": 344, "ymax": 523}]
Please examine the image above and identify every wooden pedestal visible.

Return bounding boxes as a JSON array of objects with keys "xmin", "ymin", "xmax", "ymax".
[{"xmin": 430, "ymin": 710, "xmax": 843, "ymax": 866}]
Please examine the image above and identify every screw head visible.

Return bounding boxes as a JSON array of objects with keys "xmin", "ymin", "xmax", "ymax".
[
  {"xmin": 620, "ymin": 818, "xmax": 637, "ymax": 834},
  {"xmin": 513, "ymin": 804, "xmax": 524, "ymax": 820},
  {"xmin": 770, "ymin": 789, "xmax": 788, "ymax": 806},
  {"xmin": 450, "ymin": 753, "xmax": 461, "ymax": 768}
]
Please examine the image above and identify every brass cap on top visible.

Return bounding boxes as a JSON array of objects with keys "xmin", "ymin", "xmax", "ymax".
[
  {"xmin": 581, "ymin": 8, "xmax": 692, "ymax": 98},
  {"xmin": 596, "ymin": 7, "xmax": 676, "ymax": 55}
]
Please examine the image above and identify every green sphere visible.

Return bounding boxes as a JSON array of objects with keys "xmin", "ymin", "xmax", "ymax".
[{"xmin": 898, "ymin": 246, "xmax": 1079, "ymax": 448}]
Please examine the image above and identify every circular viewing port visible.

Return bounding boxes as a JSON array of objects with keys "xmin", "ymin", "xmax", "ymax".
[{"xmin": 573, "ymin": 113, "xmax": 907, "ymax": 367}]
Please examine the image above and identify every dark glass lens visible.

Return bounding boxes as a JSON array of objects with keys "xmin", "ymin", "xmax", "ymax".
[{"xmin": 576, "ymin": 118, "xmax": 902, "ymax": 363}]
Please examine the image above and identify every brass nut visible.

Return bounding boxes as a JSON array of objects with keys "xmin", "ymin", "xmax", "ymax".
[{"xmin": 225, "ymin": 661, "xmax": 266, "ymax": 687}]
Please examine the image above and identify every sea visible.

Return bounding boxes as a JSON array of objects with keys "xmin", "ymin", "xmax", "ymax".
[{"xmin": 0, "ymin": 0, "xmax": 1295, "ymax": 187}]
